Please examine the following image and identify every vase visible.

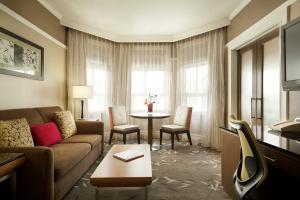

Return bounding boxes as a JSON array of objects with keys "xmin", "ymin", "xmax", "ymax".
[{"xmin": 147, "ymin": 103, "xmax": 153, "ymax": 112}]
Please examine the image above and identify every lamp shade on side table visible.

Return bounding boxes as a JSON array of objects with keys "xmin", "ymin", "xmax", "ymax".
[{"xmin": 72, "ymin": 85, "xmax": 93, "ymax": 119}]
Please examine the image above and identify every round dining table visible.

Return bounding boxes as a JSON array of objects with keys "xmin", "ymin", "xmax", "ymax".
[{"xmin": 130, "ymin": 112, "xmax": 170, "ymax": 150}]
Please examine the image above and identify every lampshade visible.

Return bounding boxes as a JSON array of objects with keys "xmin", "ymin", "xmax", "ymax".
[{"xmin": 72, "ymin": 86, "xmax": 93, "ymax": 99}]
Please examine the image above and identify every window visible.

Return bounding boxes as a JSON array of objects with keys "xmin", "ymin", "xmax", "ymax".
[
  {"xmin": 185, "ymin": 65, "xmax": 208, "ymax": 112},
  {"xmin": 131, "ymin": 70, "xmax": 169, "ymax": 112},
  {"xmin": 86, "ymin": 61, "xmax": 108, "ymax": 118}
]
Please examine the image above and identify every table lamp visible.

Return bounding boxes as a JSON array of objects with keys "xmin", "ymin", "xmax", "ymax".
[{"xmin": 72, "ymin": 85, "xmax": 93, "ymax": 119}]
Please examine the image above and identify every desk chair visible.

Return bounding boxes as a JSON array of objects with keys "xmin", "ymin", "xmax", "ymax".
[
  {"xmin": 229, "ymin": 115, "xmax": 268, "ymax": 200},
  {"xmin": 108, "ymin": 106, "xmax": 140, "ymax": 144},
  {"xmin": 160, "ymin": 107, "xmax": 192, "ymax": 149}
]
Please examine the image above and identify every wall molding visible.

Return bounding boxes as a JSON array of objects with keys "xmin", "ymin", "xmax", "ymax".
[
  {"xmin": 226, "ymin": 0, "xmax": 298, "ymax": 49},
  {"xmin": 0, "ymin": 3, "xmax": 66, "ymax": 49},
  {"xmin": 229, "ymin": 0, "xmax": 252, "ymax": 20},
  {"xmin": 61, "ymin": 17, "xmax": 230, "ymax": 43},
  {"xmin": 38, "ymin": 0, "xmax": 62, "ymax": 20},
  {"xmin": 172, "ymin": 17, "xmax": 230, "ymax": 41}
]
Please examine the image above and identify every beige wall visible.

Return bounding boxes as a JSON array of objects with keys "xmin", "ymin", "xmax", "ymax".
[
  {"xmin": 0, "ymin": 0, "xmax": 67, "ymax": 44},
  {"xmin": 0, "ymin": 10, "xmax": 67, "ymax": 109},
  {"xmin": 227, "ymin": 0, "xmax": 286, "ymax": 42},
  {"xmin": 290, "ymin": 0, "xmax": 300, "ymax": 20},
  {"xmin": 288, "ymin": 0, "xmax": 300, "ymax": 119}
]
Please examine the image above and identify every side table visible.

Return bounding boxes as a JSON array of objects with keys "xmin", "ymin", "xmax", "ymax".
[{"xmin": 0, "ymin": 153, "xmax": 26, "ymax": 200}]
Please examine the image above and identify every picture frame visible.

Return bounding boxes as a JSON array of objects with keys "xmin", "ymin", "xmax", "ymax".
[{"xmin": 0, "ymin": 27, "xmax": 44, "ymax": 80}]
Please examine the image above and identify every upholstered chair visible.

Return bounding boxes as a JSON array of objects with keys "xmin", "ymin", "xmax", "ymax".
[
  {"xmin": 108, "ymin": 106, "xmax": 140, "ymax": 144},
  {"xmin": 160, "ymin": 106, "xmax": 192, "ymax": 149},
  {"xmin": 229, "ymin": 115, "xmax": 268, "ymax": 200}
]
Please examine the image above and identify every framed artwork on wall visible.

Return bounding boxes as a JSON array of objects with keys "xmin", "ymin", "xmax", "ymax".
[{"xmin": 0, "ymin": 27, "xmax": 44, "ymax": 80}]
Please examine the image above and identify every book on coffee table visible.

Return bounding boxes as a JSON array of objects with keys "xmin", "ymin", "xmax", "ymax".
[{"xmin": 113, "ymin": 150, "xmax": 144, "ymax": 162}]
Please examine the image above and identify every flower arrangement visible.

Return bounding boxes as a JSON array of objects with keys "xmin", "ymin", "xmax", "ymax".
[{"xmin": 144, "ymin": 93, "xmax": 157, "ymax": 112}]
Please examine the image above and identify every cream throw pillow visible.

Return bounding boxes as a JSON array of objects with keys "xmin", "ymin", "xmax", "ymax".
[
  {"xmin": 112, "ymin": 106, "xmax": 127, "ymax": 125},
  {"xmin": 0, "ymin": 118, "xmax": 34, "ymax": 147},
  {"xmin": 173, "ymin": 107, "xmax": 189, "ymax": 126},
  {"xmin": 54, "ymin": 111, "xmax": 77, "ymax": 139}
]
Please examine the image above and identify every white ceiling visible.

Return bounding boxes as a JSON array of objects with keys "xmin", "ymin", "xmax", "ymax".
[{"xmin": 39, "ymin": 0, "xmax": 247, "ymax": 42}]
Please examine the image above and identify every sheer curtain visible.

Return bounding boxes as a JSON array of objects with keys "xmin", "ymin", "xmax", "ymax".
[
  {"xmin": 67, "ymin": 29, "xmax": 87, "ymax": 119},
  {"xmin": 67, "ymin": 28, "xmax": 225, "ymax": 149},
  {"xmin": 67, "ymin": 29, "xmax": 114, "ymax": 121},
  {"xmin": 117, "ymin": 43, "xmax": 172, "ymax": 139},
  {"xmin": 174, "ymin": 28, "xmax": 226, "ymax": 150}
]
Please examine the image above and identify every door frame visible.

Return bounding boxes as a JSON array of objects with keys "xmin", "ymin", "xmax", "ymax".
[
  {"xmin": 237, "ymin": 42, "xmax": 257, "ymax": 120},
  {"xmin": 237, "ymin": 30, "xmax": 279, "ymax": 134},
  {"xmin": 226, "ymin": 1, "xmax": 290, "ymax": 125}
]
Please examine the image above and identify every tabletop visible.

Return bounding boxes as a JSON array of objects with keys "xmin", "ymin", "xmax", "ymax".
[
  {"xmin": 220, "ymin": 126, "xmax": 300, "ymax": 158},
  {"xmin": 90, "ymin": 144, "xmax": 152, "ymax": 187},
  {"xmin": 0, "ymin": 153, "xmax": 24, "ymax": 167},
  {"xmin": 130, "ymin": 112, "xmax": 171, "ymax": 119}
]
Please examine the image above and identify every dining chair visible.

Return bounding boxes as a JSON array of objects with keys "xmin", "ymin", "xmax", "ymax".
[
  {"xmin": 229, "ymin": 115, "xmax": 268, "ymax": 200},
  {"xmin": 159, "ymin": 106, "xmax": 192, "ymax": 149},
  {"xmin": 108, "ymin": 106, "xmax": 140, "ymax": 144}
]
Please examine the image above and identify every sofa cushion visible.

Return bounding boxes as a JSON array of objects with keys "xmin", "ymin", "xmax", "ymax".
[
  {"xmin": 114, "ymin": 125, "xmax": 139, "ymax": 131},
  {"xmin": 53, "ymin": 111, "xmax": 77, "ymax": 139},
  {"xmin": 161, "ymin": 124, "xmax": 186, "ymax": 131},
  {"xmin": 30, "ymin": 122, "xmax": 62, "ymax": 147},
  {"xmin": 0, "ymin": 118, "xmax": 34, "ymax": 147},
  {"xmin": 61, "ymin": 134, "xmax": 101, "ymax": 149},
  {"xmin": 52, "ymin": 143, "xmax": 91, "ymax": 180},
  {"xmin": 0, "ymin": 108, "xmax": 43, "ymax": 126},
  {"xmin": 35, "ymin": 106, "xmax": 63, "ymax": 123}
]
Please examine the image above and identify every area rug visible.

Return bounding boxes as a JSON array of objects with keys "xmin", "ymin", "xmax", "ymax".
[{"xmin": 63, "ymin": 141, "xmax": 231, "ymax": 200}]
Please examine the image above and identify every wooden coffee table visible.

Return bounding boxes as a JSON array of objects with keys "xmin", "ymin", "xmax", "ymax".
[{"xmin": 90, "ymin": 144, "xmax": 152, "ymax": 200}]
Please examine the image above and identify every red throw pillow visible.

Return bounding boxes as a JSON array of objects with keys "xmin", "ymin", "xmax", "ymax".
[{"xmin": 30, "ymin": 122, "xmax": 62, "ymax": 147}]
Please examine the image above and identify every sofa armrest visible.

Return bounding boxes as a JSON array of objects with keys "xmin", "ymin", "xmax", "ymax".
[
  {"xmin": 0, "ymin": 147, "xmax": 54, "ymax": 200},
  {"xmin": 76, "ymin": 120, "xmax": 104, "ymax": 136}
]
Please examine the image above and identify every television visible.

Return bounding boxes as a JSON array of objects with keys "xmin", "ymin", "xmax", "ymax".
[{"xmin": 281, "ymin": 16, "xmax": 300, "ymax": 91}]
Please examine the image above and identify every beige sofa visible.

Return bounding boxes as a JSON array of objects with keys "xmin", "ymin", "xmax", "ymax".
[{"xmin": 0, "ymin": 106, "xmax": 104, "ymax": 200}]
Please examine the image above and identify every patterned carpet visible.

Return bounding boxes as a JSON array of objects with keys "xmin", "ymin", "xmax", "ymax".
[{"xmin": 63, "ymin": 141, "xmax": 231, "ymax": 200}]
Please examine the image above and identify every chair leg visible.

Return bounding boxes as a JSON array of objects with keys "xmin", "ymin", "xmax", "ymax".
[
  {"xmin": 109, "ymin": 130, "xmax": 114, "ymax": 144},
  {"xmin": 160, "ymin": 129, "xmax": 163, "ymax": 145},
  {"xmin": 123, "ymin": 133, "xmax": 126, "ymax": 144},
  {"xmin": 137, "ymin": 130, "xmax": 140, "ymax": 144},
  {"xmin": 176, "ymin": 133, "xmax": 180, "ymax": 142},
  {"xmin": 171, "ymin": 134, "xmax": 175, "ymax": 150},
  {"xmin": 187, "ymin": 131, "xmax": 192, "ymax": 145}
]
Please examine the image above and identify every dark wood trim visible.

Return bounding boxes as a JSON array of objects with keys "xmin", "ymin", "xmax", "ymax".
[
  {"xmin": 237, "ymin": 42, "xmax": 256, "ymax": 121},
  {"xmin": 286, "ymin": 91, "xmax": 290, "ymax": 120},
  {"xmin": 255, "ymin": 29, "xmax": 279, "ymax": 136},
  {"xmin": 109, "ymin": 128, "xmax": 140, "ymax": 144},
  {"xmin": 160, "ymin": 128, "xmax": 192, "ymax": 149},
  {"xmin": 107, "ymin": 107, "xmax": 114, "ymax": 129},
  {"xmin": 237, "ymin": 29, "xmax": 279, "ymax": 135},
  {"xmin": 220, "ymin": 127, "xmax": 300, "ymax": 200},
  {"xmin": 0, "ymin": 155, "xmax": 25, "ymax": 200},
  {"xmin": 0, "ymin": 156, "xmax": 25, "ymax": 178},
  {"xmin": 220, "ymin": 126, "xmax": 300, "ymax": 159},
  {"xmin": 237, "ymin": 50, "xmax": 241, "ymax": 119}
]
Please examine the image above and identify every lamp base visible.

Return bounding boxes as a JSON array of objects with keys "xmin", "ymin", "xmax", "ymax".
[{"xmin": 80, "ymin": 100, "xmax": 84, "ymax": 119}]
